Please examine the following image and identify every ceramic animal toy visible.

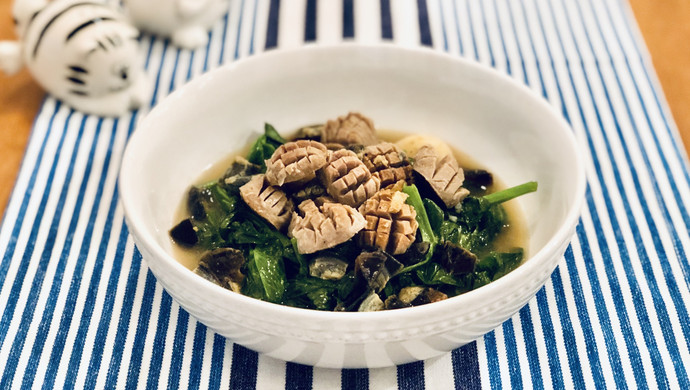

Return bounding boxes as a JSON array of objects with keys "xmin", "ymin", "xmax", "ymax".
[
  {"xmin": 121, "ymin": 0, "xmax": 230, "ymax": 49},
  {"xmin": 0, "ymin": 0, "xmax": 150, "ymax": 117}
]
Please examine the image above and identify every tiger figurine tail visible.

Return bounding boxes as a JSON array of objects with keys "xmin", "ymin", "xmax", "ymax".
[{"xmin": 0, "ymin": 0, "xmax": 150, "ymax": 117}]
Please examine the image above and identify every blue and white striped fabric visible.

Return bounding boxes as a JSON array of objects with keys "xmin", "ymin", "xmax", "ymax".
[{"xmin": 1, "ymin": 0, "xmax": 689, "ymax": 388}]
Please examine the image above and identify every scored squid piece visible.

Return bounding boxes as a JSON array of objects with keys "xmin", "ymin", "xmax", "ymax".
[
  {"xmin": 320, "ymin": 149, "xmax": 380, "ymax": 207},
  {"xmin": 361, "ymin": 142, "xmax": 412, "ymax": 189},
  {"xmin": 239, "ymin": 174, "xmax": 294, "ymax": 231},
  {"xmin": 358, "ymin": 189, "xmax": 418, "ymax": 255},
  {"xmin": 288, "ymin": 199, "xmax": 366, "ymax": 254},
  {"xmin": 412, "ymin": 145, "xmax": 470, "ymax": 208},
  {"xmin": 265, "ymin": 140, "xmax": 329, "ymax": 186},
  {"xmin": 321, "ymin": 112, "xmax": 380, "ymax": 146}
]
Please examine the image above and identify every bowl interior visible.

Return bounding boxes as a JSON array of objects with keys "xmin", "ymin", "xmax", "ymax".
[{"xmin": 121, "ymin": 43, "xmax": 582, "ymax": 301}]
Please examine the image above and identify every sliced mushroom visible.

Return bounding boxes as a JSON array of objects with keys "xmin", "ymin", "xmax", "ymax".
[
  {"xmin": 239, "ymin": 174, "xmax": 294, "ymax": 230},
  {"xmin": 361, "ymin": 142, "xmax": 412, "ymax": 188},
  {"xmin": 413, "ymin": 145, "xmax": 470, "ymax": 208},
  {"xmin": 222, "ymin": 156, "xmax": 262, "ymax": 190},
  {"xmin": 194, "ymin": 248, "xmax": 246, "ymax": 293},
  {"xmin": 358, "ymin": 190, "xmax": 418, "ymax": 255},
  {"xmin": 438, "ymin": 241, "xmax": 477, "ymax": 275},
  {"xmin": 354, "ymin": 249, "xmax": 403, "ymax": 292},
  {"xmin": 320, "ymin": 149, "xmax": 380, "ymax": 207},
  {"xmin": 358, "ymin": 292, "xmax": 384, "ymax": 312},
  {"xmin": 322, "ymin": 112, "xmax": 379, "ymax": 146},
  {"xmin": 288, "ymin": 199, "xmax": 366, "ymax": 254},
  {"xmin": 265, "ymin": 140, "xmax": 329, "ymax": 186},
  {"xmin": 309, "ymin": 256, "xmax": 349, "ymax": 280}
]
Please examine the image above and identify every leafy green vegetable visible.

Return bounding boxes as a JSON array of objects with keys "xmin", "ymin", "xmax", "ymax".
[
  {"xmin": 402, "ymin": 185, "xmax": 437, "ymax": 245},
  {"xmin": 450, "ymin": 181, "xmax": 537, "ymax": 254},
  {"xmin": 242, "ymin": 245, "xmax": 287, "ymax": 303},
  {"xmin": 398, "ymin": 185, "xmax": 439, "ymax": 274},
  {"xmin": 482, "ymin": 181, "xmax": 538, "ymax": 205},
  {"xmin": 475, "ymin": 249, "xmax": 524, "ymax": 281},
  {"xmin": 246, "ymin": 123, "xmax": 287, "ymax": 169},
  {"xmin": 416, "ymin": 262, "xmax": 461, "ymax": 287},
  {"xmin": 423, "ymin": 198, "xmax": 444, "ymax": 232},
  {"xmin": 284, "ymin": 272, "xmax": 360, "ymax": 310},
  {"xmin": 174, "ymin": 122, "xmax": 537, "ymax": 311},
  {"xmin": 290, "ymin": 238, "xmax": 309, "ymax": 277},
  {"xmin": 187, "ymin": 183, "xmax": 239, "ymax": 249}
]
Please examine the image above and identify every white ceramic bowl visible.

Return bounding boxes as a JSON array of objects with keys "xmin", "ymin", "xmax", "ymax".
[{"xmin": 119, "ymin": 44, "xmax": 585, "ymax": 368}]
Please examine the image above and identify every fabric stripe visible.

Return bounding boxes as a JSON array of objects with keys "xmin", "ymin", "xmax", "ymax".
[
  {"xmin": 341, "ymin": 369, "xmax": 367, "ymax": 389},
  {"xmin": 1, "ymin": 0, "xmax": 690, "ymax": 388},
  {"xmin": 305, "ymin": 0, "xmax": 317, "ymax": 41},
  {"xmin": 451, "ymin": 343, "xmax": 481, "ymax": 390},
  {"xmin": 285, "ymin": 363, "xmax": 312, "ymax": 390},
  {"xmin": 397, "ymin": 361, "xmax": 424, "ymax": 390},
  {"xmin": 343, "ymin": 0, "xmax": 354, "ymax": 38},
  {"xmin": 380, "ymin": 0, "xmax": 392, "ymax": 39},
  {"xmin": 416, "ymin": 0, "xmax": 432, "ymax": 46},
  {"xmin": 229, "ymin": 345, "xmax": 258, "ymax": 390},
  {"xmin": 543, "ymin": 1, "xmax": 683, "ymax": 386},
  {"xmin": 265, "ymin": 0, "xmax": 280, "ymax": 49},
  {"xmin": 24, "ymin": 117, "xmax": 112, "ymax": 389}
]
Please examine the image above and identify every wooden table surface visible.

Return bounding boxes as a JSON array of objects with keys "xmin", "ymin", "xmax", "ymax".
[{"xmin": 1, "ymin": 0, "xmax": 689, "ymax": 216}]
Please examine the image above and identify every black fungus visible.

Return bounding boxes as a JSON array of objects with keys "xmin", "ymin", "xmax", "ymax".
[
  {"xmin": 187, "ymin": 186, "xmax": 218, "ymax": 220},
  {"xmin": 463, "ymin": 169, "xmax": 494, "ymax": 193},
  {"xmin": 221, "ymin": 158, "xmax": 262, "ymax": 191},
  {"xmin": 170, "ymin": 218, "xmax": 197, "ymax": 246},
  {"xmin": 194, "ymin": 248, "xmax": 246, "ymax": 292},
  {"xmin": 292, "ymin": 125, "xmax": 323, "ymax": 142},
  {"xmin": 354, "ymin": 249, "xmax": 403, "ymax": 293},
  {"xmin": 438, "ymin": 242, "xmax": 477, "ymax": 275},
  {"xmin": 309, "ymin": 256, "xmax": 349, "ymax": 280}
]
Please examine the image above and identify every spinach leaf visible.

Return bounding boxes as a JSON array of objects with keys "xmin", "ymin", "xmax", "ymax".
[
  {"xmin": 476, "ymin": 249, "xmax": 524, "ymax": 281},
  {"xmin": 416, "ymin": 262, "xmax": 461, "ymax": 287},
  {"xmin": 247, "ymin": 123, "xmax": 286, "ymax": 169},
  {"xmin": 450, "ymin": 181, "xmax": 537, "ymax": 253},
  {"xmin": 285, "ymin": 272, "xmax": 360, "ymax": 311},
  {"xmin": 423, "ymin": 198, "xmax": 444, "ymax": 232},
  {"xmin": 402, "ymin": 185, "xmax": 437, "ymax": 245},
  {"xmin": 188, "ymin": 183, "xmax": 239, "ymax": 249},
  {"xmin": 242, "ymin": 245, "xmax": 286, "ymax": 303},
  {"xmin": 398, "ymin": 185, "xmax": 438, "ymax": 274}
]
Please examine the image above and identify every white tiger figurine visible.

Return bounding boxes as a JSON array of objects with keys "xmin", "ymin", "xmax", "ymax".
[
  {"xmin": 121, "ymin": 0, "xmax": 229, "ymax": 49},
  {"xmin": 0, "ymin": 0, "xmax": 150, "ymax": 117}
]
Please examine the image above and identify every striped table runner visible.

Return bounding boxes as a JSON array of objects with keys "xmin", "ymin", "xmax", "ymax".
[{"xmin": 1, "ymin": 0, "xmax": 689, "ymax": 388}]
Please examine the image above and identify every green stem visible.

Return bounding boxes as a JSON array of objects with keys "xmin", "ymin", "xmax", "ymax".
[
  {"xmin": 402, "ymin": 185, "xmax": 437, "ymax": 245},
  {"xmin": 398, "ymin": 243, "xmax": 436, "ymax": 274},
  {"xmin": 482, "ymin": 181, "xmax": 538, "ymax": 206}
]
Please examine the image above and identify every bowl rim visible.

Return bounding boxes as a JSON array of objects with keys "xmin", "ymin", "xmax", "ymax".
[{"xmin": 119, "ymin": 42, "xmax": 586, "ymax": 323}]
